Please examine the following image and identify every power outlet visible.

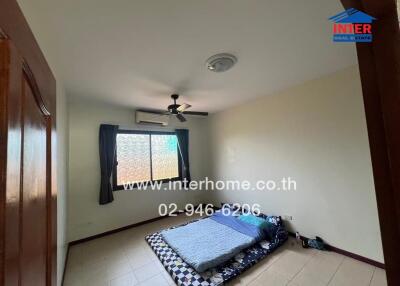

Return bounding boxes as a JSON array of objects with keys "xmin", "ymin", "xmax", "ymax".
[{"xmin": 283, "ymin": 215, "xmax": 293, "ymax": 221}]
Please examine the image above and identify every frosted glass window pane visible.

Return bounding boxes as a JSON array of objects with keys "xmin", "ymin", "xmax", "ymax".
[
  {"xmin": 116, "ymin": 134, "xmax": 151, "ymax": 185},
  {"xmin": 151, "ymin": 135, "xmax": 179, "ymax": 180}
]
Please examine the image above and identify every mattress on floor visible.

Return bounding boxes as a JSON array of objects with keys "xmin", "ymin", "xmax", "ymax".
[
  {"xmin": 160, "ymin": 214, "xmax": 260, "ymax": 272},
  {"xmin": 145, "ymin": 216, "xmax": 288, "ymax": 286}
]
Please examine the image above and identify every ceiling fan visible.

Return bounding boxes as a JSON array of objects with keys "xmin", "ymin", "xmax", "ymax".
[{"xmin": 148, "ymin": 94, "xmax": 208, "ymax": 122}]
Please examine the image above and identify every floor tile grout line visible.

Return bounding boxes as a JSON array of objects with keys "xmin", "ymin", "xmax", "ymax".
[
  {"xmin": 286, "ymin": 249, "xmax": 318, "ymax": 285},
  {"xmin": 136, "ymin": 272, "xmax": 169, "ymax": 286},
  {"xmin": 109, "ymin": 242, "xmax": 162, "ymax": 285},
  {"xmin": 369, "ymin": 267, "xmax": 377, "ymax": 286},
  {"xmin": 65, "ymin": 217, "xmax": 386, "ymax": 286},
  {"xmin": 244, "ymin": 250, "xmax": 288, "ymax": 285},
  {"xmin": 132, "ymin": 263, "xmax": 163, "ymax": 283},
  {"xmin": 119, "ymin": 257, "xmax": 165, "ymax": 285},
  {"xmin": 326, "ymin": 255, "xmax": 346, "ymax": 286}
]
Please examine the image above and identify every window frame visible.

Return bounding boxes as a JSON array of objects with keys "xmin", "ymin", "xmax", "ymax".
[{"xmin": 113, "ymin": 129, "xmax": 182, "ymax": 191}]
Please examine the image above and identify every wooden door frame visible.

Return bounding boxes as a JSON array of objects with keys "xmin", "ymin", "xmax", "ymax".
[
  {"xmin": 340, "ymin": 1, "xmax": 400, "ymax": 285},
  {"xmin": 0, "ymin": 0, "xmax": 57, "ymax": 285}
]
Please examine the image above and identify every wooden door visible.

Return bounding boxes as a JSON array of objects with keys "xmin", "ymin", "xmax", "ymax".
[
  {"xmin": 340, "ymin": 1, "xmax": 400, "ymax": 285},
  {"xmin": 20, "ymin": 74, "xmax": 49, "ymax": 285},
  {"xmin": 0, "ymin": 1, "xmax": 57, "ymax": 285}
]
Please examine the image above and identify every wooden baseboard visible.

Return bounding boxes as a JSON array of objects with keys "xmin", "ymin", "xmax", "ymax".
[
  {"xmin": 64, "ymin": 205, "xmax": 384, "ymax": 284},
  {"xmin": 69, "ymin": 212, "xmax": 184, "ymax": 246},
  {"xmin": 329, "ymin": 245, "xmax": 385, "ymax": 269},
  {"xmin": 288, "ymin": 232, "xmax": 385, "ymax": 269},
  {"xmin": 217, "ymin": 203, "xmax": 385, "ymax": 269},
  {"xmin": 68, "ymin": 204, "xmax": 211, "ymax": 246}
]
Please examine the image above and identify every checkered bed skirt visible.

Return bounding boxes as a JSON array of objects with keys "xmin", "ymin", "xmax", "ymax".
[{"xmin": 145, "ymin": 219, "xmax": 288, "ymax": 286}]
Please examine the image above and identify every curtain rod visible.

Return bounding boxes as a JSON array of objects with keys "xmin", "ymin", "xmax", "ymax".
[{"xmin": 100, "ymin": 123, "xmax": 185, "ymax": 133}]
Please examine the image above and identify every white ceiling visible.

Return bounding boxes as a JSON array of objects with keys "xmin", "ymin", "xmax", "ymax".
[{"xmin": 19, "ymin": 0, "xmax": 357, "ymax": 113}]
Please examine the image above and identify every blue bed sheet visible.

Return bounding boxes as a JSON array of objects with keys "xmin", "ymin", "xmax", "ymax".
[{"xmin": 161, "ymin": 215, "xmax": 256, "ymax": 272}]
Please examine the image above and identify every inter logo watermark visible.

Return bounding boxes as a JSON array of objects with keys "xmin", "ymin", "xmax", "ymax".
[{"xmin": 329, "ymin": 8, "xmax": 376, "ymax": 43}]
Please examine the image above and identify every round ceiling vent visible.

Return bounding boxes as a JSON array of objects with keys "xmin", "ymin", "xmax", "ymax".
[{"xmin": 206, "ymin": 53, "xmax": 237, "ymax": 72}]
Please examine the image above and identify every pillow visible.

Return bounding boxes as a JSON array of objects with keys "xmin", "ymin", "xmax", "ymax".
[
  {"xmin": 238, "ymin": 214, "xmax": 268, "ymax": 229},
  {"xmin": 263, "ymin": 222, "xmax": 278, "ymax": 241},
  {"xmin": 238, "ymin": 214, "xmax": 277, "ymax": 241},
  {"xmin": 258, "ymin": 214, "xmax": 283, "ymax": 227},
  {"xmin": 220, "ymin": 203, "xmax": 283, "ymax": 226},
  {"xmin": 219, "ymin": 203, "xmax": 284, "ymax": 239}
]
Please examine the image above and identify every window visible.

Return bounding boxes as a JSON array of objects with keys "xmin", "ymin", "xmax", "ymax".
[{"xmin": 113, "ymin": 130, "xmax": 181, "ymax": 189}]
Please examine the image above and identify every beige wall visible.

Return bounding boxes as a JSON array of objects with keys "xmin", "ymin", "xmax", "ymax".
[
  {"xmin": 206, "ymin": 66, "xmax": 384, "ymax": 262},
  {"xmin": 67, "ymin": 97, "xmax": 208, "ymax": 241}
]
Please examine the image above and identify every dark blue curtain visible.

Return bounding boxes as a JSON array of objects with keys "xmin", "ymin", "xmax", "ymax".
[
  {"xmin": 99, "ymin": 124, "xmax": 118, "ymax": 204},
  {"xmin": 176, "ymin": 129, "xmax": 191, "ymax": 182}
]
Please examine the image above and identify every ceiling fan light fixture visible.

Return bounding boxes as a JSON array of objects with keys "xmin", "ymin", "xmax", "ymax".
[{"xmin": 206, "ymin": 53, "xmax": 237, "ymax": 72}]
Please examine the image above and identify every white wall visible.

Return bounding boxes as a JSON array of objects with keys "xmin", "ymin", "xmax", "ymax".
[
  {"xmin": 67, "ymin": 97, "xmax": 208, "ymax": 241},
  {"xmin": 206, "ymin": 66, "xmax": 384, "ymax": 262},
  {"xmin": 16, "ymin": 2, "xmax": 69, "ymax": 285}
]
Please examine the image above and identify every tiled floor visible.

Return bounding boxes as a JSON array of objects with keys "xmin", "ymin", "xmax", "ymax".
[{"xmin": 64, "ymin": 214, "xmax": 387, "ymax": 286}]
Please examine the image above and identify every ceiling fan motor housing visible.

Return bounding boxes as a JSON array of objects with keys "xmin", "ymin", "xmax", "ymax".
[
  {"xmin": 168, "ymin": 104, "xmax": 179, "ymax": 114},
  {"xmin": 169, "ymin": 94, "xmax": 180, "ymax": 114}
]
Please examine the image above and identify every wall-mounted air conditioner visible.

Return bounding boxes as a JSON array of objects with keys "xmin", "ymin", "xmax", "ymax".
[{"xmin": 135, "ymin": 111, "xmax": 169, "ymax": 126}]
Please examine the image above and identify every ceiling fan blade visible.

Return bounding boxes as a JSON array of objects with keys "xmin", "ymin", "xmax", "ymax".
[
  {"xmin": 177, "ymin": 103, "xmax": 192, "ymax": 112},
  {"xmin": 176, "ymin": 113, "xmax": 187, "ymax": 122},
  {"xmin": 137, "ymin": 109, "xmax": 170, "ymax": 115},
  {"xmin": 182, "ymin": 111, "xmax": 208, "ymax": 116}
]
